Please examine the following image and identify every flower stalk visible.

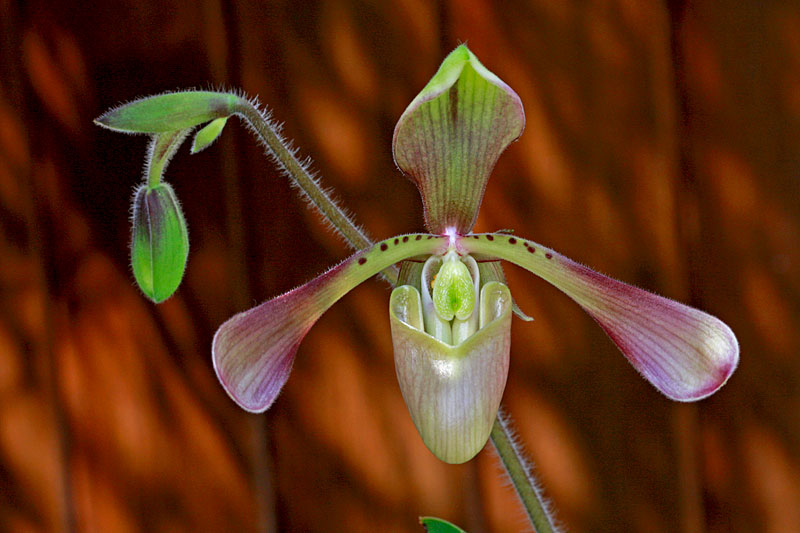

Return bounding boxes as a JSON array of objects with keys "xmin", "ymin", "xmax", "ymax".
[{"xmin": 491, "ymin": 411, "xmax": 558, "ymax": 532}]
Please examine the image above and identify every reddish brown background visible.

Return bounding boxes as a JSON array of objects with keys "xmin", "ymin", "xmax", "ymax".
[{"xmin": 1, "ymin": 0, "xmax": 799, "ymax": 531}]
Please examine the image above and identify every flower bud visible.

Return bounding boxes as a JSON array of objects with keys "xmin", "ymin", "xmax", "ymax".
[{"xmin": 130, "ymin": 182, "xmax": 189, "ymax": 303}]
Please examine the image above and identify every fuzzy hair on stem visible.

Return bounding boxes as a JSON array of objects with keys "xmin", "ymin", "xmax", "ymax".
[
  {"xmin": 230, "ymin": 95, "xmax": 399, "ymax": 285},
  {"xmin": 491, "ymin": 409, "xmax": 561, "ymax": 532}
]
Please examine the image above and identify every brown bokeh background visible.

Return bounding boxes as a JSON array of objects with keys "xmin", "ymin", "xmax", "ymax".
[{"xmin": 2, "ymin": 0, "xmax": 799, "ymax": 531}]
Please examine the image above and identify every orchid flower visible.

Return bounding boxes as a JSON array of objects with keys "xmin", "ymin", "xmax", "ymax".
[{"xmin": 209, "ymin": 45, "xmax": 738, "ymax": 464}]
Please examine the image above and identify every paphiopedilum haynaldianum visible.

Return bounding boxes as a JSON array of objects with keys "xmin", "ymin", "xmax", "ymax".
[
  {"xmin": 96, "ymin": 45, "xmax": 738, "ymax": 465},
  {"xmin": 210, "ymin": 45, "xmax": 738, "ymax": 463}
]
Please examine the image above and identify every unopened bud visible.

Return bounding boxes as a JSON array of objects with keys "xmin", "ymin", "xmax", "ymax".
[{"xmin": 130, "ymin": 182, "xmax": 189, "ymax": 303}]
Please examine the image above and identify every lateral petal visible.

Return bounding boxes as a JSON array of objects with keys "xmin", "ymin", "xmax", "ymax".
[
  {"xmin": 462, "ymin": 234, "xmax": 739, "ymax": 401},
  {"xmin": 213, "ymin": 235, "xmax": 447, "ymax": 412}
]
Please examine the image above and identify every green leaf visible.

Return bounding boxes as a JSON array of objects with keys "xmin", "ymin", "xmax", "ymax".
[
  {"xmin": 130, "ymin": 182, "xmax": 190, "ymax": 303},
  {"xmin": 95, "ymin": 91, "xmax": 238, "ymax": 133},
  {"xmin": 393, "ymin": 45, "xmax": 525, "ymax": 234},
  {"xmin": 419, "ymin": 516, "xmax": 468, "ymax": 533},
  {"xmin": 191, "ymin": 117, "xmax": 229, "ymax": 153}
]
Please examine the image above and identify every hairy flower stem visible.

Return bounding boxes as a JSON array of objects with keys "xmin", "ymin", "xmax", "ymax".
[
  {"xmin": 231, "ymin": 97, "xmax": 398, "ymax": 284},
  {"xmin": 491, "ymin": 410, "xmax": 558, "ymax": 532}
]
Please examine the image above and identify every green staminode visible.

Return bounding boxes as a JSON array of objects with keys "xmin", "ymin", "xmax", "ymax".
[{"xmin": 432, "ymin": 250, "xmax": 475, "ymax": 321}]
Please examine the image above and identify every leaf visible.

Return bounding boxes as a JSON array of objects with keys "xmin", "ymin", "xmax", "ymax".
[{"xmin": 419, "ymin": 516, "xmax": 468, "ymax": 533}]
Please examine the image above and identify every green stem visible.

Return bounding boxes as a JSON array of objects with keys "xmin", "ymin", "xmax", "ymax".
[
  {"xmin": 146, "ymin": 130, "xmax": 191, "ymax": 189},
  {"xmin": 490, "ymin": 410, "xmax": 559, "ymax": 532},
  {"xmin": 232, "ymin": 97, "xmax": 398, "ymax": 284}
]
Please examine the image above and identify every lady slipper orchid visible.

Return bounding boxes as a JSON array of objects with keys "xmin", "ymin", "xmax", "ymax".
[{"xmin": 212, "ymin": 45, "xmax": 739, "ymax": 464}]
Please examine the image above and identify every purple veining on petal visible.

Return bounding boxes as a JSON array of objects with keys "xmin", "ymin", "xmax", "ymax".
[
  {"xmin": 562, "ymin": 260, "xmax": 739, "ymax": 401},
  {"xmin": 212, "ymin": 268, "xmax": 334, "ymax": 412},
  {"xmin": 213, "ymin": 234, "xmax": 447, "ymax": 412},
  {"xmin": 460, "ymin": 234, "xmax": 739, "ymax": 402}
]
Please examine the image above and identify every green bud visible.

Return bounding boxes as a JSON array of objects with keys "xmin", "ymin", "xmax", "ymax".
[
  {"xmin": 432, "ymin": 250, "xmax": 475, "ymax": 321},
  {"xmin": 191, "ymin": 117, "xmax": 229, "ymax": 153},
  {"xmin": 130, "ymin": 182, "xmax": 189, "ymax": 303},
  {"xmin": 95, "ymin": 91, "xmax": 238, "ymax": 133}
]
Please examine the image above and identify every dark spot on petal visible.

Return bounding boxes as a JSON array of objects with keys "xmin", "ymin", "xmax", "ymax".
[
  {"xmin": 402, "ymin": 236, "xmax": 409, "ymax": 242},
  {"xmin": 527, "ymin": 246, "xmax": 535, "ymax": 253},
  {"xmin": 508, "ymin": 237, "xmax": 517, "ymax": 244},
  {"xmin": 380, "ymin": 243, "xmax": 388, "ymax": 251},
  {"xmin": 358, "ymin": 257, "xmax": 367, "ymax": 265},
  {"xmin": 415, "ymin": 235, "xmax": 422, "ymax": 240},
  {"xmin": 448, "ymin": 84, "xmax": 459, "ymax": 124},
  {"xmin": 394, "ymin": 238, "xmax": 399, "ymax": 245},
  {"xmin": 486, "ymin": 235, "xmax": 494, "ymax": 241},
  {"xmin": 427, "ymin": 236, "xmax": 433, "ymax": 239},
  {"xmin": 545, "ymin": 252, "xmax": 553, "ymax": 259}
]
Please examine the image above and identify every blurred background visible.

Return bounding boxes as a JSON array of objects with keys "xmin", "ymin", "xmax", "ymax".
[{"xmin": 1, "ymin": 0, "xmax": 799, "ymax": 531}]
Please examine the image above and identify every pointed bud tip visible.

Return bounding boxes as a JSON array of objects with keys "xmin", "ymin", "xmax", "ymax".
[
  {"xmin": 391, "ymin": 282, "xmax": 512, "ymax": 463},
  {"xmin": 191, "ymin": 116, "xmax": 229, "ymax": 153}
]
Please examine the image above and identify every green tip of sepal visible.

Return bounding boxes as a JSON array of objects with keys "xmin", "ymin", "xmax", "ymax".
[
  {"xmin": 130, "ymin": 182, "xmax": 189, "ymax": 303},
  {"xmin": 95, "ymin": 91, "xmax": 238, "ymax": 134},
  {"xmin": 191, "ymin": 117, "xmax": 229, "ymax": 153}
]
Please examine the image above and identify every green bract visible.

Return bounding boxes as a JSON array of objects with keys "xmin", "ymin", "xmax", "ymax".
[
  {"xmin": 130, "ymin": 182, "xmax": 189, "ymax": 303},
  {"xmin": 191, "ymin": 117, "xmax": 229, "ymax": 153},
  {"xmin": 95, "ymin": 91, "xmax": 237, "ymax": 133}
]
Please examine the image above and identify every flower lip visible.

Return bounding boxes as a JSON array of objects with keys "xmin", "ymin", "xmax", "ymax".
[
  {"xmin": 390, "ymin": 281, "xmax": 513, "ymax": 463},
  {"xmin": 460, "ymin": 233, "xmax": 739, "ymax": 401}
]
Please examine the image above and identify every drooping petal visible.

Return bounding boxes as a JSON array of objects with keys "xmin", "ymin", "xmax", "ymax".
[
  {"xmin": 393, "ymin": 45, "xmax": 525, "ymax": 234},
  {"xmin": 461, "ymin": 234, "xmax": 739, "ymax": 401},
  {"xmin": 390, "ymin": 282, "xmax": 512, "ymax": 464},
  {"xmin": 213, "ymin": 234, "xmax": 447, "ymax": 412}
]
